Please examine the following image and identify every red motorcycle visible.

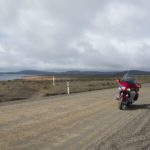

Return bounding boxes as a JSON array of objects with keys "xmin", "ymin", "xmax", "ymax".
[{"xmin": 116, "ymin": 72, "xmax": 141, "ymax": 110}]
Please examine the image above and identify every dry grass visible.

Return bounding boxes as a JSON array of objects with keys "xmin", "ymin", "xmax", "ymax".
[
  {"xmin": 0, "ymin": 75, "xmax": 150, "ymax": 102},
  {"xmin": 21, "ymin": 76, "xmax": 70, "ymax": 81}
]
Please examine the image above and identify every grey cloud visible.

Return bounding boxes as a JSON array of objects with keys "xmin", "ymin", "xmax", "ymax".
[{"xmin": 0, "ymin": 0, "xmax": 150, "ymax": 71}]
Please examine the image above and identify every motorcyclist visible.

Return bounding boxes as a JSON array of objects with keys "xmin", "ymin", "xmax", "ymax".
[{"xmin": 116, "ymin": 72, "xmax": 141, "ymax": 101}]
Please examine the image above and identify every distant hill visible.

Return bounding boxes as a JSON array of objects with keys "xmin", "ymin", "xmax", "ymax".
[
  {"xmin": 1, "ymin": 70, "xmax": 150, "ymax": 76},
  {"xmin": 115, "ymin": 70, "xmax": 150, "ymax": 76},
  {"xmin": 16, "ymin": 70, "xmax": 53, "ymax": 75}
]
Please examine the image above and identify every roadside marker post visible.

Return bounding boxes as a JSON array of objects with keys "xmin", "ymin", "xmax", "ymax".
[
  {"xmin": 53, "ymin": 76, "xmax": 55, "ymax": 86},
  {"xmin": 67, "ymin": 82, "xmax": 70, "ymax": 95}
]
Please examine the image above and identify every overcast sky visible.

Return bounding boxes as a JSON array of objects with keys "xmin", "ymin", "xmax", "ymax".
[{"xmin": 0, "ymin": 0, "xmax": 150, "ymax": 72}]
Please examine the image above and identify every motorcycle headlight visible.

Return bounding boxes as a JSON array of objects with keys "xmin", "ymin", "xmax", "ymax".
[
  {"xmin": 121, "ymin": 87, "xmax": 126, "ymax": 90},
  {"xmin": 127, "ymin": 88, "xmax": 131, "ymax": 91},
  {"xmin": 118, "ymin": 87, "xmax": 122, "ymax": 91}
]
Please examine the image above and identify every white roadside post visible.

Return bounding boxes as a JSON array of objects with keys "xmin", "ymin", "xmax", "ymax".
[
  {"xmin": 67, "ymin": 82, "xmax": 70, "ymax": 95},
  {"xmin": 53, "ymin": 76, "xmax": 55, "ymax": 86}
]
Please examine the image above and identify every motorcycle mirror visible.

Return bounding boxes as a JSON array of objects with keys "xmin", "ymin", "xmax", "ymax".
[
  {"xmin": 137, "ymin": 83, "xmax": 141, "ymax": 88},
  {"xmin": 115, "ymin": 79, "xmax": 120, "ymax": 83}
]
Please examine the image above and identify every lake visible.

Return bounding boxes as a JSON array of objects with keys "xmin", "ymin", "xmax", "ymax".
[{"xmin": 0, "ymin": 74, "xmax": 29, "ymax": 81}]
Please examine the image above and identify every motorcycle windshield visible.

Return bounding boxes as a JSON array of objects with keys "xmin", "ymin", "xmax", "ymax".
[{"xmin": 122, "ymin": 72, "xmax": 136, "ymax": 84}]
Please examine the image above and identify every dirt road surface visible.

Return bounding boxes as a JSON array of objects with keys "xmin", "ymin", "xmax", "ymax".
[{"xmin": 0, "ymin": 84, "xmax": 150, "ymax": 150}]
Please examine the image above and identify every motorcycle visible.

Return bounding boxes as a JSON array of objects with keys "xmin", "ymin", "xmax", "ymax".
[{"xmin": 116, "ymin": 72, "xmax": 141, "ymax": 110}]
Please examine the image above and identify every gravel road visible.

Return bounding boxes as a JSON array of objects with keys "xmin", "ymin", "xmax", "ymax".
[{"xmin": 0, "ymin": 84, "xmax": 150, "ymax": 150}]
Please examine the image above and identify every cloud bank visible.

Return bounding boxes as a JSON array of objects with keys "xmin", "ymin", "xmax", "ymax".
[{"xmin": 0, "ymin": 0, "xmax": 150, "ymax": 71}]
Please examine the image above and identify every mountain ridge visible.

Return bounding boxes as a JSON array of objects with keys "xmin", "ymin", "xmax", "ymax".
[{"xmin": 1, "ymin": 70, "xmax": 150, "ymax": 76}]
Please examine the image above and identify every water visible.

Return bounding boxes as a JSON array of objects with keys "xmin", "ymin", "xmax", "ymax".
[{"xmin": 0, "ymin": 74, "xmax": 29, "ymax": 81}]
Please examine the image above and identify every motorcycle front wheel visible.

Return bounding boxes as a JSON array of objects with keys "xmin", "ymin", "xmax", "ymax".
[{"xmin": 118, "ymin": 98, "xmax": 126, "ymax": 110}]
